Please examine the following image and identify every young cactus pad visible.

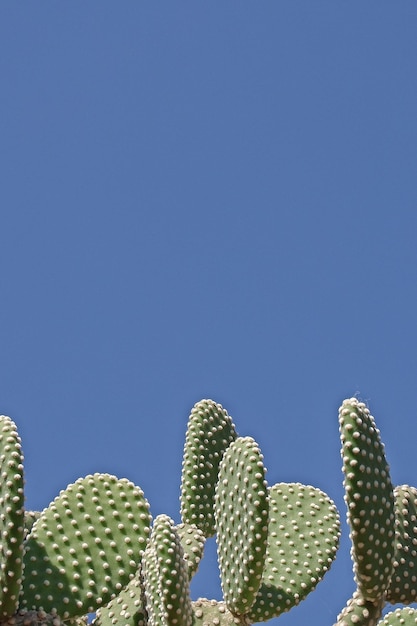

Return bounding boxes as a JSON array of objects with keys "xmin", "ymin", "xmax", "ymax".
[
  {"xmin": 248, "ymin": 483, "xmax": 340, "ymax": 623},
  {"xmin": 142, "ymin": 514, "xmax": 193, "ymax": 626},
  {"xmin": 339, "ymin": 398, "xmax": 395, "ymax": 601},
  {"xmin": 215, "ymin": 436, "xmax": 269, "ymax": 616},
  {"xmin": 180, "ymin": 400, "xmax": 237, "ymax": 537},
  {"xmin": 0, "ymin": 415, "xmax": 25, "ymax": 618},
  {"xmin": 21, "ymin": 474, "xmax": 151, "ymax": 619},
  {"xmin": 386, "ymin": 485, "xmax": 417, "ymax": 605}
]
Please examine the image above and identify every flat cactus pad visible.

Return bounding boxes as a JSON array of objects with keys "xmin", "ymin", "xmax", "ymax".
[
  {"xmin": 248, "ymin": 482, "xmax": 340, "ymax": 622},
  {"xmin": 339, "ymin": 398, "xmax": 395, "ymax": 601},
  {"xmin": 21, "ymin": 474, "xmax": 151, "ymax": 619},
  {"xmin": 180, "ymin": 400, "xmax": 237, "ymax": 537},
  {"xmin": 142, "ymin": 514, "xmax": 193, "ymax": 626},
  {"xmin": 215, "ymin": 436, "xmax": 269, "ymax": 616},
  {"xmin": 386, "ymin": 485, "xmax": 417, "ymax": 605}
]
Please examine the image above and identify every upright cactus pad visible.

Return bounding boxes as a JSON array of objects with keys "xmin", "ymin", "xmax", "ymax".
[
  {"xmin": 142, "ymin": 514, "xmax": 193, "ymax": 626},
  {"xmin": 21, "ymin": 474, "xmax": 151, "ymax": 619},
  {"xmin": 0, "ymin": 415, "xmax": 25, "ymax": 618},
  {"xmin": 249, "ymin": 482, "xmax": 340, "ymax": 622},
  {"xmin": 180, "ymin": 400, "xmax": 237, "ymax": 537},
  {"xmin": 215, "ymin": 436, "xmax": 269, "ymax": 616},
  {"xmin": 339, "ymin": 398, "xmax": 395, "ymax": 601},
  {"xmin": 386, "ymin": 485, "xmax": 417, "ymax": 605}
]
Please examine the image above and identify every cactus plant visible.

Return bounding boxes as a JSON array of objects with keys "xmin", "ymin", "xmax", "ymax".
[{"xmin": 3, "ymin": 393, "xmax": 417, "ymax": 626}]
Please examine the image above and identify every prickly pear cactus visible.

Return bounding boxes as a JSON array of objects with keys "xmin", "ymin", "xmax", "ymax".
[
  {"xmin": 142, "ymin": 514, "xmax": 193, "ymax": 626},
  {"xmin": 249, "ymin": 482, "xmax": 340, "ymax": 622},
  {"xmin": 339, "ymin": 398, "xmax": 396, "ymax": 602},
  {"xmin": 0, "ymin": 415, "xmax": 25, "ymax": 618},
  {"xmin": 21, "ymin": 474, "xmax": 151, "ymax": 619},
  {"xmin": 386, "ymin": 485, "xmax": 417, "ymax": 605},
  {"xmin": 215, "ymin": 436, "xmax": 269, "ymax": 616},
  {"xmin": 180, "ymin": 400, "xmax": 237, "ymax": 537}
]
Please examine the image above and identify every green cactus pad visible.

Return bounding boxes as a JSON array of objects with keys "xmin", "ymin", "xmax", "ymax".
[
  {"xmin": 339, "ymin": 398, "xmax": 395, "ymax": 601},
  {"xmin": 192, "ymin": 599, "xmax": 249, "ymax": 625},
  {"xmin": 0, "ymin": 415, "xmax": 25, "ymax": 618},
  {"xmin": 215, "ymin": 436, "xmax": 269, "ymax": 616},
  {"xmin": 142, "ymin": 514, "xmax": 193, "ymax": 626},
  {"xmin": 386, "ymin": 485, "xmax": 417, "ymax": 605},
  {"xmin": 335, "ymin": 591, "xmax": 384, "ymax": 626},
  {"xmin": 93, "ymin": 574, "xmax": 147, "ymax": 626},
  {"xmin": 21, "ymin": 473, "xmax": 151, "ymax": 619},
  {"xmin": 378, "ymin": 608, "xmax": 417, "ymax": 626},
  {"xmin": 180, "ymin": 400, "xmax": 237, "ymax": 537},
  {"xmin": 248, "ymin": 482, "xmax": 340, "ymax": 622},
  {"xmin": 175, "ymin": 523, "xmax": 206, "ymax": 580}
]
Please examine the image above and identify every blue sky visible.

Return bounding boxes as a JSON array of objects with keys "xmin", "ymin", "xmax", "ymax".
[{"xmin": 1, "ymin": 3, "xmax": 417, "ymax": 625}]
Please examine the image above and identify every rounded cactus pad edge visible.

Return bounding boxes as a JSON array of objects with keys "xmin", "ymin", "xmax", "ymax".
[
  {"xmin": 180, "ymin": 399, "xmax": 237, "ymax": 537},
  {"xmin": 339, "ymin": 397, "xmax": 395, "ymax": 601},
  {"xmin": 248, "ymin": 482, "xmax": 340, "ymax": 623},
  {"xmin": 21, "ymin": 473, "xmax": 151, "ymax": 619}
]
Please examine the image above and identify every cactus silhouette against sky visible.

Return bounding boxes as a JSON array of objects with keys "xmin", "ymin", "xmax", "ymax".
[{"xmin": 0, "ymin": 397, "xmax": 417, "ymax": 625}]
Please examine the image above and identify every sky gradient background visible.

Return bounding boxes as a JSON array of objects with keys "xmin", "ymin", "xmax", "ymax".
[{"xmin": 1, "ymin": 3, "xmax": 417, "ymax": 625}]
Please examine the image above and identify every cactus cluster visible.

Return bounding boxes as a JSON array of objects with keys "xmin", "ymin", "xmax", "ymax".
[
  {"xmin": 0, "ymin": 396, "xmax": 416, "ymax": 625},
  {"xmin": 336, "ymin": 398, "xmax": 417, "ymax": 626}
]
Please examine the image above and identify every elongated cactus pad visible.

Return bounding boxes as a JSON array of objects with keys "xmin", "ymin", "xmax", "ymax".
[
  {"xmin": 248, "ymin": 482, "xmax": 340, "ymax": 622},
  {"xmin": 21, "ymin": 474, "xmax": 151, "ymax": 619},
  {"xmin": 175, "ymin": 523, "xmax": 206, "ymax": 580},
  {"xmin": 215, "ymin": 436, "xmax": 269, "ymax": 616},
  {"xmin": 180, "ymin": 400, "xmax": 237, "ymax": 537},
  {"xmin": 142, "ymin": 514, "xmax": 193, "ymax": 626},
  {"xmin": 0, "ymin": 415, "xmax": 25, "ymax": 618},
  {"xmin": 339, "ymin": 398, "xmax": 395, "ymax": 601},
  {"xmin": 386, "ymin": 485, "xmax": 417, "ymax": 605},
  {"xmin": 93, "ymin": 575, "xmax": 147, "ymax": 626},
  {"xmin": 335, "ymin": 591, "xmax": 384, "ymax": 626},
  {"xmin": 192, "ymin": 599, "xmax": 249, "ymax": 626},
  {"xmin": 378, "ymin": 608, "xmax": 417, "ymax": 626}
]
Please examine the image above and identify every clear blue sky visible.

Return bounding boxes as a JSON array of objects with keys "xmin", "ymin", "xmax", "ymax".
[{"xmin": 1, "ymin": 3, "xmax": 417, "ymax": 625}]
